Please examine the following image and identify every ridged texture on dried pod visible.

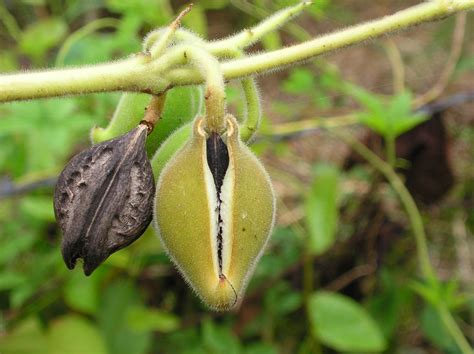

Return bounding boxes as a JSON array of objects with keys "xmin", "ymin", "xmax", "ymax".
[
  {"xmin": 154, "ymin": 115, "xmax": 275, "ymax": 310},
  {"xmin": 54, "ymin": 124, "xmax": 155, "ymax": 275}
]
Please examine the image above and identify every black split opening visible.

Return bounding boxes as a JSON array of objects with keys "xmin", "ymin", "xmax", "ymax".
[{"xmin": 206, "ymin": 132, "xmax": 229, "ymax": 273}]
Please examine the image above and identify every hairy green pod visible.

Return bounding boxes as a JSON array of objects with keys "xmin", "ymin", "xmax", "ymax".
[
  {"xmin": 150, "ymin": 122, "xmax": 192, "ymax": 178},
  {"xmin": 154, "ymin": 115, "xmax": 275, "ymax": 310}
]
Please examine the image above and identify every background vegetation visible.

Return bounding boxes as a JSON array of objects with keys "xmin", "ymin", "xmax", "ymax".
[{"xmin": 0, "ymin": 1, "xmax": 473, "ymax": 353}]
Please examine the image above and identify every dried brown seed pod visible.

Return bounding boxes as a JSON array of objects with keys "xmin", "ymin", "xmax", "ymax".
[{"xmin": 54, "ymin": 124, "xmax": 155, "ymax": 275}]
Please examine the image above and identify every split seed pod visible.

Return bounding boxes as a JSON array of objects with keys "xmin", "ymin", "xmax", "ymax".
[
  {"xmin": 54, "ymin": 124, "xmax": 155, "ymax": 275},
  {"xmin": 155, "ymin": 115, "xmax": 275, "ymax": 310}
]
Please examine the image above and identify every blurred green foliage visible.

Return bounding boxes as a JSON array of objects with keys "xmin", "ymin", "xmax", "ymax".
[{"xmin": 0, "ymin": 1, "xmax": 473, "ymax": 353}]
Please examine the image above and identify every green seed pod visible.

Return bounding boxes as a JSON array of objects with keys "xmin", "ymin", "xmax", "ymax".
[
  {"xmin": 150, "ymin": 122, "xmax": 192, "ymax": 179},
  {"xmin": 154, "ymin": 115, "xmax": 275, "ymax": 310}
]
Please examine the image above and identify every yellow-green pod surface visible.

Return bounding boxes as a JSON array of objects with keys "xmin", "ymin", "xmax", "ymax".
[{"xmin": 154, "ymin": 115, "xmax": 275, "ymax": 310}]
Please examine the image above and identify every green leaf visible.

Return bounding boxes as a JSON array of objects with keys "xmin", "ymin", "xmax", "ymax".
[
  {"xmin": 0, "ymin": 318, "xmax": 48, "ymax": 354},
  {"xmin": 202, "ymin": 318, "xmax": 241, "ymax": 354},
  {"xmin": 304, "ymin": 163, "xmax": 340, "ymax": 255},
  {"xmin": 347, "ymin": 86, "xmax": 428, "ymax": 139},
  {"xmin": 368, "ymin": 269, "xmax": 412, "ymax": 338},
  {"xmin": 386, "ymin": 91, "xmax": 427, "ymax": 136},
  {"xmin": 47, "ymin": 315, "xmax": 107, "ymax": 354},
  {"xmin": 1, "ymin": 99, "xmax": 92, "ymax": 175},
  {"xmin": 146, "ymin": 85, "xmax": 203, "ymax": 155},
  {"xmin": 181, "ymin": 4, "xmax": 208, "ymax": 38},
  {"xmin": 345, "ymin": 84, "xmax": 385, "ymax": 121},
  {"xmin": 97, "ymin": 279, "xmax": 151, "ymax": 354},
  {"xmin": 0, "ymin": 232, "xmax": 36, "ymax": 266},
  {"xmin": 282, "ymin": 68, "xmax": 316, "ymax": 94},
  {"xmin": 421, "ymin": 305, "xmax": 458, "ymax": 352},
  {"xmin": 127, "ymin": 306, "xmax": 180, "ymax": 333},
  {"xmin": 0, "ymin": 271, "xmax": 26, "ymax": 291},
  {"xmin": 261, "ymin": 31, "xmax": 282, "ymax": 51},
  {"xmin": 308, "ymin": 291, "xmax": 387, "ymax": 352},
  {"xmin": 150, "ymin": 123, "xmax": 192, "ymax": 178},
  {"xmin": 63, "ymin": 267, "xmax": 105, "ymax": 314},
  {"xmin": 19, "ymin": 18, "xmax": 67, "ymax": 62},
  {"xmin": 244, "ymin": 343, "xmax": 278, "ymax": 354},
  {"xmin": 264, "ymin": 281, "xmax": 302, "ymax": 316},
  {"xmin": 105, "ymin": 0, "xmax": 172, "ymax": 26},
  {"xmin": 20, "ymin": 196, "xmax": 55, "ymax": 222}
]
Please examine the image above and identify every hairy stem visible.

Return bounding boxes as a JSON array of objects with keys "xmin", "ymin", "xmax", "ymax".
[
  {"xmin": 239, "ymin": 77, "xmax": 261, "ymax": 142},
  {"xmin": 0, "ymin": 0, "xmax": 473, "ymax": 102},
  {"xmin": 182, "ymin": 46, "xmax": 226, "ymax": 133}
]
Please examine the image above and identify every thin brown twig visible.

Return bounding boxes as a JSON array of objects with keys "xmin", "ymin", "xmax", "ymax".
[
  {"xmin": 141, "ymin": 94, "xmax": 167, "ymax": 133},
  {"xmin": 171, "ymin": 3, "xmax": 194, "ymax": 30},
  {"xmin": 413, "ymin": 12, "xmax": 467, "ymax": 107},
  {"xmin": 324, "ymin": 264, "xmax": 375, "ymax": 292},
  {"xmin": 383, "ymin": 39, "xmax": 406, "ymax": 94}
]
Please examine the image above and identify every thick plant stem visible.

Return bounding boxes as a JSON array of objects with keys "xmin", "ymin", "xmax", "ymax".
[
  {"xmin": 170, "ymin": 0, "xmax": 474, "ymax": 83},
  {"xmin": 1, "ymin": 0, "xmax": 473, "ymax": 102},
  {"xmin": 333, "ymin": 129, "xmax": 473, "ymax": 354},
  {"xmin": 183, "ymin": 46, "xmax": 226, "ymax": 133}
]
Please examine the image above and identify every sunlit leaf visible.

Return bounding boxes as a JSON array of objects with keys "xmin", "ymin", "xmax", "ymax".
[
  {"xmin": 48, "ymin": 315, "xmax": 107, "ymax": 354},
  {"xmin": 98, "ymin": 279, "xmax": 151, "ymax": 354},
  {"xmin": 19, "ymin": 18, "xmax": 67, "ymax": 62},
  {"xmin": 63, "ymin": 267, "xmax": 106, "ymax": 314},
  {"xmin": 308, "ymin": 291, "xmax": 387, "ymax": 352},
  {"xmin": 304, "ymin": 163, "xmax": 340, "ymax": 255},
  {"xmin": 127, "ymin": 306, "xmax": 180, "ymax": 333},
  {"xmin": 282, "ymin": 68, "xmax": 316, "ymax": 94},
  {"xmin": 0, "ymin": 318, "xmax": 48, "ymax": 354},
  {"xmin": 421, "ymin": 305, "xmax": 458, "ymax": 352},
  {"xmin": 202, "ymin": 319, "xmax": 241, "ymax": 354},
  {"xmin": 181, "ymin": 4, "xmax": 208, "ymax": 38}
]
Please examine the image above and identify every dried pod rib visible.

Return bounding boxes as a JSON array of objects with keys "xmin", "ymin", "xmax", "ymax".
[
  {"xmin": 54, "ymin": 124, "xmax": 155, "ymax": 275},
  {"xmin": 155, "ymin": 115, "xmax": 275, "ymax": 310}
]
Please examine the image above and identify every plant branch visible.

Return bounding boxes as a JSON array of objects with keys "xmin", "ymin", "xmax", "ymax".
[
  {"xmin": 169, "ymin": 0, "xmax": 474, "ymax": 83},
  {"xmin": 332, "ymin": 129, "xmax": 473, "ymax": 354},
  {"xmin": 0, "ymin": 0, "xmax": 473, "ymax": 102},
  {"xmin": 332, "ymin": 130, "xmax": 435, "ymax": 281}
]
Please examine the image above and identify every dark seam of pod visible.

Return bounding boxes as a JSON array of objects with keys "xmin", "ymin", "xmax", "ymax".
[{"xmin": 206, "ymin": 132, "xmax": 229, "ymax": 273}]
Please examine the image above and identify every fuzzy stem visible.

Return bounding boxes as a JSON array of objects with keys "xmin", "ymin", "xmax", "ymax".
[
  {"xmin": 183, "ymin": 46, "xmax": 226, "ymax": 133},
  {"xmin": 169, "ymin": 0, "xmax": 474, "ymax": 83},
  {"xmin": 239, "ymin": 77, "xmax": 261, "ymax": 142},
  {"xmin": 208, "ymin": 1, "xmax": 312, "ymax": 52},
  {"xmin": 149, "ymin": 4, "xmax": 194, "ymax": 58},
  {"xmin": 0, "ymin": 0, "xmax": 472, "ymax": 102},
  {"xmin": 144, "ymin": 1, "xmax": 309, "ymax": 58}
]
